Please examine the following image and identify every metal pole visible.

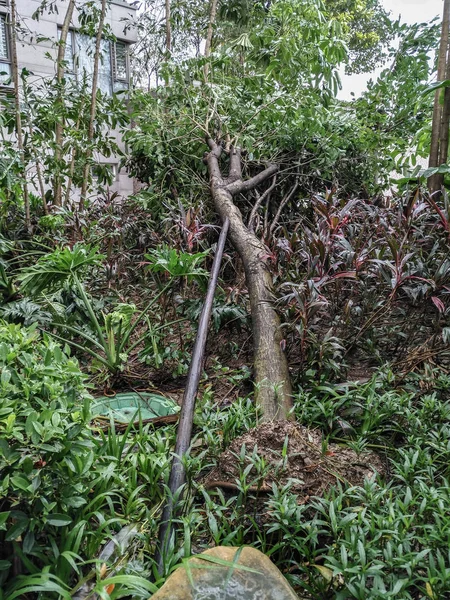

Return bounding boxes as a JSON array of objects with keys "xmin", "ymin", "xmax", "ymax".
[{"xmin": 156, "ymin": 218, "xmax": 229, "ymax": 573}]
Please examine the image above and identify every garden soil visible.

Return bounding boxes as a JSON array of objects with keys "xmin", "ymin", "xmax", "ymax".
[{"xmin": 203, "ymin": 421, "xmax": 385, "ymax": 500}]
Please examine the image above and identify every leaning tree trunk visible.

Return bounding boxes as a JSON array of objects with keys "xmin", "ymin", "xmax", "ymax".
[{"xmin": 205, "ymin": 139, "xmax": 293, "ymax": 420}]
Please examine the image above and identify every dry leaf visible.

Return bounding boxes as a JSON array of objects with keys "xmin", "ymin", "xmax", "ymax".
[{"xmin": 313, "ymin": 564, "xmax": 333, "ymax": 583}]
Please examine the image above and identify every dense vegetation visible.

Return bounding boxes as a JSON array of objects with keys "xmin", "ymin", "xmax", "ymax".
[{"xmin": 1, "ymin": 0, "xmax": 450, "ymax": 598}]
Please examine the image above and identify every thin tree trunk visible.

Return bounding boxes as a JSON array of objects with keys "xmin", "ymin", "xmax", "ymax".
[
  {"xmin": 165, "ymin": 0, "xmax": 171, "ymax": 53},
  {"xmin": 21, "ymin": 73, "xmax": 49, "ymax": 214},
  {"xmin": 9, "ymin": 0, "xmax": 31, "ymax": 233},
  {"xmin": 269, "ymin": 181, "xmax": 298, "ymax": 237},
  {"xmin": 53, "ymin": 0, "xmax": 75, "ymax": 206},
  {"xmin": 205, "ymin": 139, "xmax": 293, "ymax": 421},
  {"xmin": 428, "ymin": 0, "xmax": 450, "ymax": 195},
  {"xmin": 34, "ymin": 153, "xmax": 48, "ymax": 215},
  {"xmin": 80, "ymin": 0, "xmax": 107, "ymax": 206},
  {"xmin": 203, "ymin": 0, "xmax": 218, "ymax": 80},
  {"xmin": 65, "ymin": 91, "xmax": 86, "ymax": 205}
]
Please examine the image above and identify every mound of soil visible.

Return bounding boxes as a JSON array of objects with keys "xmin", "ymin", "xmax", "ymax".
[{"xmin": 203, "ymin": 422, "xmax": 385, "ymax": 500}]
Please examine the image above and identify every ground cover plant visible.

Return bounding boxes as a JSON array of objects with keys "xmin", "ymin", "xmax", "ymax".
[{"xmin": 2, "ymin": 327, "xmax": 450, "ymax": 599}]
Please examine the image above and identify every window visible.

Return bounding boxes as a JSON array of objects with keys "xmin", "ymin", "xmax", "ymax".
[
  {"xmin": 112, "ymin": 41, "xmax": 129, "ymax": 93},
  {"xmin": 76, "ymin": 34, "xmax": 113, "ymax": 95},
  {"xmin": 57, "ymin": 29, "xmax": 130, "ymax": 96},
  {"xmin": 0, "ymin": 14, "xmax": 11, "ymax": 85},
  {"xmin": 112, "ymin": 42, "xmax": 127, "ymax": 82}
]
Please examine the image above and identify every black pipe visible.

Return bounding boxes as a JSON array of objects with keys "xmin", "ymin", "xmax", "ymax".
[{"xmin": 156, "ymin": 218, "xmax": 230, "ymax": 573}]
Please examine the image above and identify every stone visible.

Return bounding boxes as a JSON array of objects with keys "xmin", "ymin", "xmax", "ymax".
[{"xmin": 152, "ymin": 546, "xmax": 298, "ymax": 600}]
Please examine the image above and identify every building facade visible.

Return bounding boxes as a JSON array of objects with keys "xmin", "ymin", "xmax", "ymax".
[{"xmin": 0, "ymin": 0, "xmax": 137, "ymax": 198}]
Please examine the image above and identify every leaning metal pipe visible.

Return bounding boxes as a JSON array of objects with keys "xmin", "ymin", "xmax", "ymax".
[{"xmin": 156, "ymin": 218, "xmax": 230, "ymax": 573}]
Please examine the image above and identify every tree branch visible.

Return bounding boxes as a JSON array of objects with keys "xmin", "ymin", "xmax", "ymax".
[
  {"xmin": 206, "ymin": 137, "xmax": 221, "ymax": 155},
  {"xmin": 227, "ymin": 147, "xmax": 242, "ymax": 183},
  {"xmin": 269, "ymin": 181, "xmax": 299, "ymax": 237},
  {"xmin": 205, "ymin": 138, "xmax": 223, "ymax": 184},
  {"xmin": 248, "ymin": 175, "xmax": 277, "ymax": 231},
  {"xmin": 225, "ymin": 163, "xmax": 279, "ymax": 195}
]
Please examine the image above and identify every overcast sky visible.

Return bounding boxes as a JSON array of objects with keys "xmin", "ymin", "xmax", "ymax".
[{"xmin": 338, "ymin": 0, "xmax": 444, "ymax": 99}]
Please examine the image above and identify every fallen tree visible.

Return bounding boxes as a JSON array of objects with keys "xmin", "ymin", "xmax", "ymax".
[{"xmin": 205, "ymin": 139, "xmax": 293, "ymax": 420}]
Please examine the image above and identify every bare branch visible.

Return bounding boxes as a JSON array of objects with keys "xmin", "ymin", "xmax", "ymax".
[
  {"xmin": 269, "ymin": 181, "xmax": 299, "ymax": 237},
  {"xmin": 225, "ymin": 163, "xmax": 279, "ymax": 195},
  {"xmin": 248, "ymin": 175, "xmax": 277, "ymax": 231}
]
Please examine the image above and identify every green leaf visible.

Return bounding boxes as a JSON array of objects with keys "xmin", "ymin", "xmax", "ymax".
[
  {"xmin": 10, "ymin": 475, "xmax": 30, "ymax": 491},
  {"xmin": 0, "ymin": 511, "xmax": 10, "ymax": 529},
  {"xmin": 5, "ymin": 518, "xmax": 29, "ymax": 541},
  {"xmin": 46, "ymin": 514, "xmax": 72, "ymax": 527},
  {"xmin": 421, "ymin": 79, "xmax": 450, "ymax": 96}
]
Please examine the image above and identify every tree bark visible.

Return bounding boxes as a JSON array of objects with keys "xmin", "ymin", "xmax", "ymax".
[
  {"xmin": 80, "ymin": 0, "xmax": 107, "ymax": 206},
  {"xmin": 203, "ymin": 0, "xmax": 218, "ymax": 80},
  {"xmin": 205, "ymin": 139, "xmax": 293, "ymax": 420},
  {"xmin": 53, "ymin": 0, "xmax": 75, "ymax": 207},
  {"xmin": 428, "ymin": 0, "xmax": 450, "ymax": 195},
  {"xmin": 165, "ymin": 0, "xmax": 171, "ymax": 54},
  {"xmin": 9, "ymin": 0, "xmax": 31, "ymax": 233}
]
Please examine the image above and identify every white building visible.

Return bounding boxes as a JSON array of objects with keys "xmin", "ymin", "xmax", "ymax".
[{"xmin": 0, "ymin": 0, "xmax": 138, "ymax": 198}]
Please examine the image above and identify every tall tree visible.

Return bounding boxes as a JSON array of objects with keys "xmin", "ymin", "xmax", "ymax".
[{"xmin": 326, "ymin": 0, "xmax": 394, "ymax": 74}]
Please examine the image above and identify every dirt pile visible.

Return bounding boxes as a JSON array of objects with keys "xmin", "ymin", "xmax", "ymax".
[{"xmin": 203, "ymin": 422, "xmax": 385, "ymax": 500}]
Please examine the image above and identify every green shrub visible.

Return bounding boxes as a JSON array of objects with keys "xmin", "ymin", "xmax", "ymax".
[{"xmin": 0, "ymin": 321, "xmax": 94, "ymax": 585}]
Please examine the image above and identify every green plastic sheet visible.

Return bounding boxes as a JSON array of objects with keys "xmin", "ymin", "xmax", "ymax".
[{"xmin": 92, "ymin": 392, "xmax": 179, "ymax": 423}]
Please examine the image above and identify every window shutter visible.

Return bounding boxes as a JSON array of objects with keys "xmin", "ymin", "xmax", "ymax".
[
  {"xmin": 113, "ymin": 42, "xmax": 127, "ymax": 82},
  {"xmin": 111, "ymin": 41, "xmax": 116, "ymax": 80},
  {"xmin": 0, "ymin": 15, "xmax": 8, "ymax": 60},
  {"xmin": 0, "ymin": 0, "xmax": 8, "ymax": 7}
]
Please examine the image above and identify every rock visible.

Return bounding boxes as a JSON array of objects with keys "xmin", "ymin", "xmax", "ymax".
[{"xmin": 152, "ymin": 546, "xmax": 298, "ymax": 600}]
